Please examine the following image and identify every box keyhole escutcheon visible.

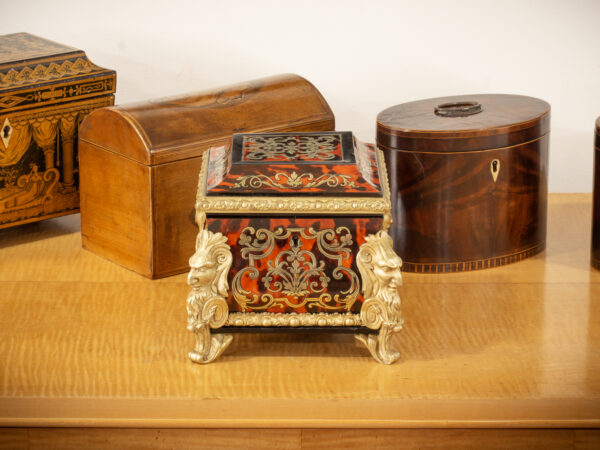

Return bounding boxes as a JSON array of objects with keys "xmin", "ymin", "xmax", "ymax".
[
  {"xmin": 1, "ymin": 118, "xmax": 12, "ymax": 148},
  {"xmin": 490, "ymin": 159, "xmax": 500, "ymax": 183}
]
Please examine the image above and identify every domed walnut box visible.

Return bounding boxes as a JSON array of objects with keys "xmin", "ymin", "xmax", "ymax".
[{"xmin": 78, "ymin": 74, "xmax": 334, "ymax": 278}]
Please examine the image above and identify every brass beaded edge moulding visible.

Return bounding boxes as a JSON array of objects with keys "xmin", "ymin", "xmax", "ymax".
[
  {"xmin": 187, "ymin": 134, "xmax": 403, "ymax": 364},
  {"xmin": 226, "ymin": 312, "xmax": 362, "ymax": 327},
  {"xmin": 194, "ymin": 147, "xmax": 393, "ymax": 218}
]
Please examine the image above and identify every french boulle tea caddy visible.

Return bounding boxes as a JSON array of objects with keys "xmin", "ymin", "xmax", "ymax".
[
  {"xmin": 377, "ymin": 94, "xmax": 550, "ymax": 272},
  {"xmin": 186, "ymin": 131, "xmax": 405, "ymax": 364},
  {"xmin": 592, "ymin": 116, "xmax": 600, "ymax": 270},
  {"xmin": 0, "ymin": 32, "xmax": 115, "ymax": 228}
]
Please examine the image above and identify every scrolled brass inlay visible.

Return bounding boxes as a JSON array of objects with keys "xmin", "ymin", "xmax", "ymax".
[
  {"xmin": 243, "ymin": 134, "xmax": 340, "ymax": 161},
  {"xmin": 234, "ymin": 171, "xmax": 357, "ymax": 189},
  {"xmin": 233, "ymin": 226, "xmax": 360, "ymax": 311}
]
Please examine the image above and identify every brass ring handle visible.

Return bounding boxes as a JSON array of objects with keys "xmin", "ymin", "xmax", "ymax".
[{"xmin": 434, "ymin": 101, "xmax": 482, "ymax": 117}]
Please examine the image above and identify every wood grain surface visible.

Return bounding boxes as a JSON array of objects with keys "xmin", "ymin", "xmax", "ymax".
[
  {"xmin": 0, "ymin": 195, "xmax": 599, "ymax": 434},
  {"xmin": 1, "ymin": 428, "xmax": 599, "ymax": 449},
  {"xmin": 378, "ymin": 94, "xmax": 550, "ymax": 272},
  {"xmin": 376, "ymin": 94, "xmax": 550, "ymax": 152},
  {"xmin": 78, "ymin": 74, "xmax": 335, "ymax": 279}
]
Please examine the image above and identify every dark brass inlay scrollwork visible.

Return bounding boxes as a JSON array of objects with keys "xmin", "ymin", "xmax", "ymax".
[
  {"xmin": 242, "ymin": 134, "xmax": 342, "ymax": 161},
  {"xmin": 233, "ymin": 226, "xmax": 360, "ymax": 311}
]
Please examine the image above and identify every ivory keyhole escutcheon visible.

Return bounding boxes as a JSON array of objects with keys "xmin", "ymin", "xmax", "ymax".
[
  {"xmin": 491, "ymin": 159, "xmax": 500, "ymax": 182},
  {"xmin": 1, "ymin": 118, "xmax": 12, "ymax": 148}
]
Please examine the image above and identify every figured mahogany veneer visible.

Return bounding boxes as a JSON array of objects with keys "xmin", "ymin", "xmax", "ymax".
[
  {"xmin": 592, "ymin": 116, "xmax": 600, "ymax": 270},
  {"xmin": 377, "ymin": 94, "xmax": 550, "ymax": 273}
]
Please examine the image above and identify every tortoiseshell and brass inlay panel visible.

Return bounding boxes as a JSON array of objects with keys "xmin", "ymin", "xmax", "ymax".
[{"xmin": 206, "ymin": 216, "xmax": 383, "ymax": 314}]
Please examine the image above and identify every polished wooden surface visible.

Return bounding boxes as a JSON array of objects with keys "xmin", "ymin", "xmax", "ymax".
[
  {"xmin": 78, "ymin": 74, "xmax": 335, "ymax": 279},
  {"xmin": 377, "ymin": 94, "xmax": 550, "ymax": 152},
  {"xmin": 1, "ymin": 428, "xmax": 599, "ymax": 449},
  {"xmin": 0, "ymin": 195, "xmax": 599, "ymax": 431},
  {"xmin": 378, "ymin": 94, "xmax": 550, "ymax": 272}
]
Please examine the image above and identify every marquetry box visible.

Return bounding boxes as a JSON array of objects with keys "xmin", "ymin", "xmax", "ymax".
[
  {"xmin": 78, "ymin": 74, "xmax": 335, "ymax": 279},
  {"xmin": 592, "ymin": 116, "xmax": 600, "ymax": 270},
  {"xmin": 377, "ymin": 94, "xmax": 550, "ymax": 273},
  {"xmin": 186, "ymin": 131, "xmax": 404, "ymax": 364},
  {"xmin": 0, "ymin": 33, "xmax": 115, "ymax": 229}
]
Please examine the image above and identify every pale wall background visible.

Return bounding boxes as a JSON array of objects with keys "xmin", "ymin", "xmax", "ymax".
[{"xmin": 5, "ymin": 0, "xmax": 600, "ymax": 192}]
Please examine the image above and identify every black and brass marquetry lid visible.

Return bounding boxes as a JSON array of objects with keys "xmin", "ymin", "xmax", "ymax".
[{"xmin": 196, "ymin": 131, "xmax": 391, "ymax": 216}]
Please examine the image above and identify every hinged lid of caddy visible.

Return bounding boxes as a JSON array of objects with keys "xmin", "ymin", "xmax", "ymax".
[
  {"xmin": 187, "ymin": 132, "xmax": 404, "ymax": 364},
  {"xmin": 377, "ymin": 94, "xmax": 550, "ymax": 153},
  {"xmin": 80, "ymin": 74, "xmax": 333, "ymax": 166},
  {"xmin": 203, "ymin": 132, "xmax": 385, "ymax": 200}
]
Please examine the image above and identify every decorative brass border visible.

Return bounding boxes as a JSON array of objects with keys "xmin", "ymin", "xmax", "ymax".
[
  {"xmin": 225, "ymin": 312, "xmax": 362, "ymax": 327},
  {"xmin": 196, "ymin": 147, "xmax": 392, "ymax": 217},
  {"xmin": 233, "ymin": 172, "xmax": 357, "ymax": 189}
]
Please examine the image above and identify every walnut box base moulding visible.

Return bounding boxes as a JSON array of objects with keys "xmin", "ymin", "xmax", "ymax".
[
  {"xmin": 377, "ymin": 94, "xmax": 550, "ymax": 273},
  {"xmin": 186, "ymin": 131, "xmax": 405, "ymax": 364},
  {"xmin": 0, "ymin": 33, "xmax": 115, "ymax": 229},
  {"xmin": 78, "ymin": 74, "xmax": 334, "ymax": 279}
]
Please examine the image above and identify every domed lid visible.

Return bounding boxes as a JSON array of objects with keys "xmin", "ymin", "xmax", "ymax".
[
  {"xmin": 79, "ymin": 74, "xmax": 334, "ymax": 165},
  {"xmin": 596, "ymin": 116, "xmax": 600, "ymax": 134},
  {"xmin": 377, "ymin": 94, "xmax": 550, "ymax": 153}
]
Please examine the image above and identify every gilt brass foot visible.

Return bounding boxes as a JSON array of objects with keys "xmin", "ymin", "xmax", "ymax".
[
  {"xmin": 355, "ymin": 325, "xmax": 401, "ymax": 365},
  {"xmin": 186, "ymin": 228, "xmax": 233, "ymax": 364},
  {"xmin": 189, "ymin": 333, "xmax": 233, "ymax": 364},
  {"xmin": 356, "ymin": 231, "xmax": 404, "ymax": 365}
]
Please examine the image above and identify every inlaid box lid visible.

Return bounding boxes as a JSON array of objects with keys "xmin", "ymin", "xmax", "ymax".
[
  {"xmin": 197, "ymin": 131, "xmax": 391, "ymax": 216},
  {"xmin": 0, "ymin": 33, "xmax": 115, "ymax": 112}
]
